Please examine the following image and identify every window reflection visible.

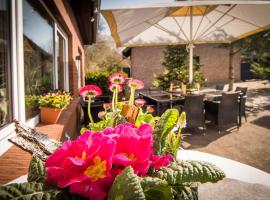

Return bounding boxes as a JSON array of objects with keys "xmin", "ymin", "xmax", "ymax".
[
  {"xmin": 0, "ymin": 0, "xmax": 11, "ymax": 128},
  {"xmin": 23, "ymin": 0, "xmax": 54, "ymax": 119},
  {"xmin": 57, "ymin": 32, "xmax": 65, "ymax": 90}
]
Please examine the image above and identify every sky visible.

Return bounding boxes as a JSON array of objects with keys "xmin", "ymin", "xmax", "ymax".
[{"xmin": 100, "ymin": 0, "xmax": 173, "ymax": 36}]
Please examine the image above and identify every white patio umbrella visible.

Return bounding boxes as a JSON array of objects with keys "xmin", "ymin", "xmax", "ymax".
[{"xmin": 102, "ymin": 1, "xmax": 270, "ymax": 83}]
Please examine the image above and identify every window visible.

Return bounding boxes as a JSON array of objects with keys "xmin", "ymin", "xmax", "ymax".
[
  {"xmin": 56, "ymin": 30, "xmax": 68, "ymax": 91},
  {"xmin": 76, "ymin": 51, "xmax": 82, "ymax": 89},
  {"xmin": 0, "ymin": 0, "xmax": 11, "ymax": 129},
  {"xmin": 23, "ymin": 0, "xmax": 69, "ymax": 121}
]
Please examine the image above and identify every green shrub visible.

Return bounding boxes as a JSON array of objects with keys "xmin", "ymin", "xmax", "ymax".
[
  {"xmin": 85, "ymin": 71, "xmax": 128, "ymax": 97},
  {"xmin": 85, "ymin": 71, "xmax": 111, "ymax": 96}
]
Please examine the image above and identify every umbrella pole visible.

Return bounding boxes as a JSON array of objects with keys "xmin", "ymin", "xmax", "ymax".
[
  {"xmin": 188, "ymin": 44, "xmax": 193, "ymax": 83},
  {"xmin": 189, "ymin": 6, "xmax": 193, "ymax": 84}
]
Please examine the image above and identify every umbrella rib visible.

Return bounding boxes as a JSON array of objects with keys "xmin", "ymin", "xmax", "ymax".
[
  {"xmin": 195, "ymin": 12, "xmax": 218, "ymax": 41},
  {"xmin": 193, "ymin": 6, "xmax": 210, "ymax": 40},
  {"xmin": 196, "ymin": 4, "xmax": 237, "ymax": 41},
  {"xmin": 173, "ymin": 17, "xmax": 190, "ymax": 41},
  {"xmin": 152, "ymin": 22, "xmax": 183, "ymax": 41},
  {"xmin": 181, "ymin": 7, "xmax": 190, "ymax": 29},
  {"xmin": 214, "ymin": 9, "xmax": 264, "ymax": 29},
  {"xmin": 199, "ymin": 17, "xmax": 236, "ymax": 40}
]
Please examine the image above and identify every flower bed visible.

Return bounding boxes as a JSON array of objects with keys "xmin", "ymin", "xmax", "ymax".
[{"xmin": 0, "ymin": 74, "xmax": 226, "ymax": 200}]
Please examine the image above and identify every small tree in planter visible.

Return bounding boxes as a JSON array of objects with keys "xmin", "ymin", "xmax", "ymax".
[
  {"xmin": 38, "ymin": 91, "xmax": 72, "ymax": 124},
  {"xmin": 153, "ymin": 45, "xmax": 205, "ymax": 90}
]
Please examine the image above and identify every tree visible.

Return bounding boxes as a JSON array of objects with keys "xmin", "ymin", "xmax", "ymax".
[
  {"xmin": 247, "ymin": 31, "xmax": 270, "ymax": 80},
  {"xmin": 84, "ymin": 15, "xmax": 130, "ymax": 72},
  {"xmin": 153, "ymin": 45, "xmax": 205, "ymax": 89}
]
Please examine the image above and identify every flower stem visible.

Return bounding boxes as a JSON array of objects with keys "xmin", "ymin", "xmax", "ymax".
[
  {"xmin": 115, "ymin": 87, "xmax": 118, "ymax": 110},
  {"xmin": 174, "ymin": 127, "xmax": 182, "ymax": 158},
  {"xmin": 87, "ymin": 95, "xmax": 94, "ymax": 124},
  {"xmin": 112, "ymin": 89, "xmax": 116, "ymax": 112},
  {"xmin": 129, "ymin": 87, "xmax": 135, "ymax": 106}
]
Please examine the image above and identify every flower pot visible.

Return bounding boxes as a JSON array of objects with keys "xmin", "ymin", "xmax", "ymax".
[
  {"xmin": 121, "ymin": 104, "xmax": 139, "ymax": 123},
  {"xmin": 40, "ymin": 107, "xmax": 63, "ymax": 124},
  {"xmin": 181, "ymin": 83, "xmax": 187, "ymax": 95}
]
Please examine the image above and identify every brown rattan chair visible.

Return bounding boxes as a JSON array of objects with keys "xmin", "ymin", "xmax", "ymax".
[
  {"xmin": 235, "ymin": 87, "xmax": 248, "ymax": 122},
  {"xmin": 205, "ymin": 92, "xmax": 240, "ymax": 133}
]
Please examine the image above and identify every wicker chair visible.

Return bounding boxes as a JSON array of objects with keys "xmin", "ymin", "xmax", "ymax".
[
  {"xmin": 236, "ymin": 87, "xmax": 248, "ymax": 122},
  {"xmin": 205, "ymin": 92, "xmax": 240, "ymax": 133},
  {"xmin": 181, "ymin": 95, "xmax": 205, "ymax": 134}
]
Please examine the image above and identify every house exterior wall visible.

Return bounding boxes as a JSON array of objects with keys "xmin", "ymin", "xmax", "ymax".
[
  {"xmin": 47, "ymin": 0, "xmax": 85, "ymax": 137},
  {"xmin": 53, "ymin": 0, "xmax": 85, "ymax": 96},
  {"xmin": 0, "ymin": 0, "xmax": 98, "ymax": 184},
  {"xmin": 131, "ymin": 44, "xmax": 241, "ymax": 88}
]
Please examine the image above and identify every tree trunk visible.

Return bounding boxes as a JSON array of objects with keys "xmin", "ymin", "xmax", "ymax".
[{"xmin": 228, "ymin": 43, "xmax": 234, "ymax": 91}]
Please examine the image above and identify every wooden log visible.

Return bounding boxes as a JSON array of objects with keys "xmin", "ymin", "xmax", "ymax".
[{"xmin": 8, "ymin": 120, "xmax": 61, "ymax": 161}]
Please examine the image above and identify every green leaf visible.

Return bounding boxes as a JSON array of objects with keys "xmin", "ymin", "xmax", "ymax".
[
  {"xmin": 108, "ymin": 166, "xmax": 145, "ymax": 200},
  {"xmin": 153, "ymin": 109, "xmax": 179, "ymax": 154},
  {"xmin": 0, "ymin": 182, "xmax": 84, "ymax": 200},
  {"xmin": 140, "ymin": 177, "xmax": 173, "ymax": 200},
  {"xmin": 172, "ymin": 184, "xmax": 198, "ymax": 200},
  {"xmin": 156, "ymin": 160, "xmax": 225, "ymax": 185},
  {"xmin": 28, "ymin": 156, "xmax": 46, "ymax": 183}
]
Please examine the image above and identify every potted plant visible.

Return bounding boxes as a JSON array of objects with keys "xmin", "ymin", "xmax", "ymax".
[
  {"xmin": 3, "ymin": 79, "xmax": 226, "ymax": 200},
  {"xmin": 38, "ymin": 91, "xmax": 72, "ymax": 124}
]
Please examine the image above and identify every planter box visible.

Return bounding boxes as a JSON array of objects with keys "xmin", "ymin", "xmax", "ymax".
[{"xmin": 40, "ymin": 107, "xmax": 63, "ymax": 124}]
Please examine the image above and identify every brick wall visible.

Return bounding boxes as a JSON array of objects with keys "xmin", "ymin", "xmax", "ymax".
[
  {"xmin": 131, "ymin": 44, "xmax": 241, "ymax": 88},
  {"xmin": 194, "ymin": 44, "xmax": 241, "ymax": 84},
  {"xmin": 131, "ymin": 46, "xmax": 165, "ymax": 88},
  {"xmin": 53, "ymin": 0, "xmax": 85, "ymax": 96}
]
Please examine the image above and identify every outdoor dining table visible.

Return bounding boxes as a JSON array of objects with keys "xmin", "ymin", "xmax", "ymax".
[{"xmin": 138, "ymin": 91, "xmax": 184, "ymax": 116}]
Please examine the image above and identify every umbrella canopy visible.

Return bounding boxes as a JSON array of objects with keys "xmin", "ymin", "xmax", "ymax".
[{"xmin": 102, "ymin": 1, "xmax": 270, "ymax": 83}]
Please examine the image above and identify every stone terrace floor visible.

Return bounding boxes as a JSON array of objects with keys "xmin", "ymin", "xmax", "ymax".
[{"xmin": 182, "ymin": 80, "xmax": 270, "ymax": 173}]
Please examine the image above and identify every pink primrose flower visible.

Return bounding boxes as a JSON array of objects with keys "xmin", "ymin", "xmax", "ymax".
[
  {"xmin": 150, "ymin": 155, "xmax": 172, "ymax": 171},
  {"xmin": 45, "ymin": 132, "xmax": 115, "ymax": 200}
]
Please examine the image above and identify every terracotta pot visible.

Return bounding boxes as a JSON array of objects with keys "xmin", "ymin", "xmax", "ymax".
[
  {"xmin": 40, "ymin": 107, "xmax": 63, "ymax": 124},
  {"xmin": 181, "ymin": 83, "xmax": 187, "ymax": 95},
  {"xmin": 121, "ymin": 104, "xmax": 139, "ymax": 123}
]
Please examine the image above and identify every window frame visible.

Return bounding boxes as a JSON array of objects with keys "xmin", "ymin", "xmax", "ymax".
[{"xmin": 54, "ymin": 24, "xmax": 69, "ymax": 91}]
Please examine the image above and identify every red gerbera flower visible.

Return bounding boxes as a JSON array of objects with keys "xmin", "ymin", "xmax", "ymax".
[
  {"xmin": 109, "ymin": 73, "xmax": 125, "ymax": 85},
  {"xmin": 135, "ymin": 99, "xmax": 146, "ymax": 107},
  {"xmin": 128, "ymin": 79, "xmax": 144, "ymax": 90},
  {"xmin": 79, "ymin": 85, "xmax": 102, "ymax": 97},
  {"xmin": 109, "ymin": 83, "xmax": 123, "ymax": 93}
]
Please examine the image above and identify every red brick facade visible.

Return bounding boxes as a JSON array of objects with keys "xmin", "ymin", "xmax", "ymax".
[
  {"xmin": 131, "ymin": 44, "xmax": 241, "ymax": 88},
  {"xmin": 52, "ymin": 0, "xmax": 85, "ymax": 96}
]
